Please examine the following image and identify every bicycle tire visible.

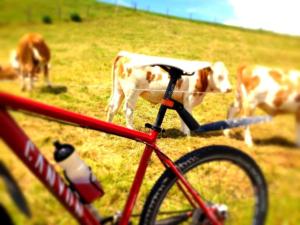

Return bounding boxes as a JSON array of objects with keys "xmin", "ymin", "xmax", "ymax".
[{"xmin": 139, "ymin": 145, "xmax": 268, "ymax": 225}]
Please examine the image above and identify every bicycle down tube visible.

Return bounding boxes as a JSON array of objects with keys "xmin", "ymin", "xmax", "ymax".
[{"xmin": 0, "ymin": 109, "xmax": 99, "ymax": 225}]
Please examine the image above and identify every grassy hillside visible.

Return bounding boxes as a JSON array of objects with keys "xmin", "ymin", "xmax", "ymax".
[{"xmin": 0, "ymin": 1, "xmax": 300, "ymax": 225}]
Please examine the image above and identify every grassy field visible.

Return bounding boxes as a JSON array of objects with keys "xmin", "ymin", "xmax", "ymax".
[{"xmin": 0, "ymin": 1, "xmax": 300, "ymax": 224}]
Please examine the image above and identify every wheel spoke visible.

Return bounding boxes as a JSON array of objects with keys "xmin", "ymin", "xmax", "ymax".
[{"xmin": 155, "ymin": 212, "xmax": 191, "ymax": 225}]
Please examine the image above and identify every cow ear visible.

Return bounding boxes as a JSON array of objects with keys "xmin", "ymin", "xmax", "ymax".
[
  {"xmin": 196, "ymin": 68, "xmax": 210, "ymax": 92},
  {"xmin": 204, "ymin": 66, "xmax": 213, "ymax": 75},
  {"xmin": 199, "ymin": 67, "xmax": 212, "ymax": 78},
  {"xmin": 199, "ymin": 67, "xmax": 212, "ymax": 76}
]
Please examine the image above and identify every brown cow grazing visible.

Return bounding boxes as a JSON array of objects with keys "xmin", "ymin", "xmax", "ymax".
[
  {"xmin": 107, "ymin": 51, "xmax": 232, "ymax": 134},
  {"xmin": 224, "ymin": 65, "xmax": 300, "ymax": 147},
  {"xmin": 14, "ymin": 33, "xmax": 51, "ymax": 91}
]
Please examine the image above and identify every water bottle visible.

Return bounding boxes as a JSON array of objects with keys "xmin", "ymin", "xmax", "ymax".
[{"xmin": 54, "ymin": 141, "xmax": 104, "ymax": 204}]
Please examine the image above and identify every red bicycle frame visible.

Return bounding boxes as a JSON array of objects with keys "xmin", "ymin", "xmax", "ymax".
[{"xmin": 0, "ymin": 91, "xmax": 221, "ymax": 225}]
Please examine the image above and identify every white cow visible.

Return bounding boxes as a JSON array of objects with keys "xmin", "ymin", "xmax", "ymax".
[
  {"xmin": 224, "ymin": 65, "xmax": 300, "ymax": 147},
  {"xmin": 107, "ymin": 51, "xmax": 232, "ymax": 134}
]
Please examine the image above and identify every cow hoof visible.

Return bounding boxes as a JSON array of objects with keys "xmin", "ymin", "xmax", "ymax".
[
  {"xmin": 127, "ymin": 125, "xmax": 134, "ymax": 130},
  {"xmin": 183, "ymin": 132, "xmax": 191, "ymax": 136},
  {"xmin": 245, "ymin": 140, "xmax": 254, "ymax": 148},
  {"xmin": 223, "ymin": 129, "xmax": 230, "ymax": 137}
]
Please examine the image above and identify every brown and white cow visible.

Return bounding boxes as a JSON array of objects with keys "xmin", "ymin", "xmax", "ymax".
[
  {"xmin": 106, "ymin": 51, "xmax": 232, "ymax": 134},
  {"xmin": 13, "ymin": 33, "xmax": 51, "ymax": 91},
  {"xmin": 224, "ymin": 65, "xmax": 300, "ymax": 147}
]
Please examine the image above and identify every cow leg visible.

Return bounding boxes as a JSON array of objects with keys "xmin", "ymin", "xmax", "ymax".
[
  {"xmin": 243, "ymin": 107, "xmax": 255, "ymax": 147},
  {"xmin": 43, "ymin": 64, "xmax": 51, "ymax": 87},
  {"xmin": 180, "ymin": 121, "xmax": 189, "ymax": 135},
  {"xmin": 244, "ymin": 126, "xmax": 253, "ymax": 147},
  {"xmin": 296, "ymin": 110, "xmax": 300, "ymax": 147},
  {"xmin": 106, "ymin": 89, "xmax": 124, "ymax": 123},
  {"xmin": 20, "ymin": 73, "xmax": 26, "ymax": 92},
  {"xmin": 123, "ymin": 89, "xmax": 141, "ymax": 130},
  {"xmin": 180, "ymin": 105, "xmax": 192, "ymax": 135},
  {"xmin": 223, "ymin": 100, "xmax": 240, "ymax": 137},
  {"xmin": 28, "ymin": 75, "xmax": 34, "ymax": 91},
  {"xmin": 20, "ymin": 70, "xmax": 32, "ymax": 92}
]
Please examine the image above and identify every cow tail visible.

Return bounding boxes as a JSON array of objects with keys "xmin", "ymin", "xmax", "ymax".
[{"xmin": 105, "ymin": 55, "xmax": 122, "ymax": 111}]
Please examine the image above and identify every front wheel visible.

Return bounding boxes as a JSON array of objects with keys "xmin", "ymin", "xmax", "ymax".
[{"xmin": 140, "ymin": 145, "xmax": 268, "ymax": 225}]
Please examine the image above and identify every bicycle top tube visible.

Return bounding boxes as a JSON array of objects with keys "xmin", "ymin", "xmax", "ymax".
[
  {"xmin": 0, "ymin": 64, "xmax": 189, "ymax": 141},
  {"xmin": 0, "ymin": 91, "xmax": 159, "ymax": 144}
]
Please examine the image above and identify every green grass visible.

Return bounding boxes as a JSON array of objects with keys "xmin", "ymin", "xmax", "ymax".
[{"xmin": 0, "ymin": 1, "xmax": 300, "ymax": 225}]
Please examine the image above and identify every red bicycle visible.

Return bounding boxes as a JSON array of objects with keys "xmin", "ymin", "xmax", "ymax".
[{"xmin": 0, "ymin": 64, "xmax": 268, "ymax": 225}]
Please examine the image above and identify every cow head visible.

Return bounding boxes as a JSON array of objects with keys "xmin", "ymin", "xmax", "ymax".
[{"xmin": 210, "ymin": 61, "xmax": 232, "ymax": 93}]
